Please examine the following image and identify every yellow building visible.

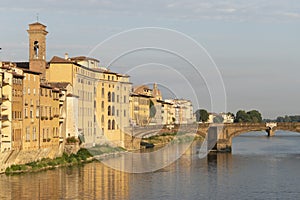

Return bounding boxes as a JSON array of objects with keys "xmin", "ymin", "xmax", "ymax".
[
  {"xmin": 39, "ymin": 84, "xmax": 60, "ymax": 150},
  {"xmin": 22, "ymin": 69, "xmax": 41, "ymax": 150},
  {"xmin": 47, "ymin": 55, "xmax": 132, "ymax": 147},
  {"xmin": 0, "ymin": 62, "xmax": 24, "ymax": 152},
  {"xmin": 129, "ymin": 93, "xmax": 151, "ymax": 126}
]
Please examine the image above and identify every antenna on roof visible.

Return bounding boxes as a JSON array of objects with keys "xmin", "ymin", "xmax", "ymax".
[{"xmin": 36, "ymin": 13, "xmax": 39, "ymax": 22}]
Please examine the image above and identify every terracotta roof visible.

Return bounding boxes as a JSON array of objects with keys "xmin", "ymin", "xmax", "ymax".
[
  {"xmin": 66, "ymin": 93, "xmax": 79, "ymax": 98},
  {"xmin": 22, "ymin": 68, "xmax": 41, "ymax": 75},
  {"xmin": 16, "ymin": 62, "xmax": 29, "ymax": 69},
  {"xmin": 70, "ymin": 56, "xmax": 99, "ymax": 62},
  {"xmin": 49, "ymin": 56, "xmax": 74, "ymax": 63},
  {"xmin": 49, "ymin": 82, "xmax": 72, "ymax": 90},
  {"xmin": 29, "ymin": 22, "xmax": 47, "ymax": 27}
]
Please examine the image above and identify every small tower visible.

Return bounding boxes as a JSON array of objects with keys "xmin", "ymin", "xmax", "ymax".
[{"xmin": 27, "ymin": 22, "xmax": 48, "ymax": 78}]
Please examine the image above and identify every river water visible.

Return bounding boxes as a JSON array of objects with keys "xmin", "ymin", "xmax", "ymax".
[{"xmin": 1, "ymin": 130, "xmax": 300, "ymax": 200}]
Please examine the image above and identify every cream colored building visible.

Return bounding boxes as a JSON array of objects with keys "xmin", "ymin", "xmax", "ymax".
[
  {"xmin": 47, "ymin": 55, "xmax": 132, "ymax": 147},
  {"xmin": 165, "ymin": 99, "xmax": 195, "ymax": 124},
  {"xmin": 0, "ymin": 62, "xmax": 24, "ymax": 152}
]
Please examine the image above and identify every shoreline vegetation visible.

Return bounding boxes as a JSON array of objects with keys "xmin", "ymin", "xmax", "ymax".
[
  {"xmin": 5, "ymin": 132, "xmax": 203, "ymax": 175},
  {"xmin": 5, "ymin": 144, "xmax": 125, "ymax": 175},
  {"xmin": 142, "ymin": 132, "xmax": 203, "ymax": 147}
]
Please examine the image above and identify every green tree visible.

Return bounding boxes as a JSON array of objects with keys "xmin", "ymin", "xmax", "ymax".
[
  {"xmin": 213, "ymin": 115, "xmax": 224, "ymax": 123},
  {"xmin": 235, "ymin": 110, "xmax": 251, "ymax": 123},
  {"xmin": 235, "ymin": 110, "xmax": 262, "ymax": 123},
  {"xmin": 149, "ymin": 100, "xmax": 156, "ymax": 118},
  {"xmin": 195, "ymin": 109, "xmax": 209, "ymax": 122},
  {"xmin": 247, "ymin": 110, "xmax": 262, "ymax": 123}
]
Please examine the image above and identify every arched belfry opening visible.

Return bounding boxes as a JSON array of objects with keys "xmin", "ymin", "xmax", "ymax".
[
  {"xmin": 33, "ymin": 41, "xmax": 39, "ymax": 58},
  {"xmin": 27, "ymin": 22, "xmax": 48, "ymax": 78}
]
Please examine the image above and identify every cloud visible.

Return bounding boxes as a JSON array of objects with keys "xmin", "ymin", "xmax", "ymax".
[{"xmin": 1, "ymin": 0, "xmax": 300, "ymax": 22}]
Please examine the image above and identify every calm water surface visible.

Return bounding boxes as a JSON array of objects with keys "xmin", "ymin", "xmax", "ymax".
[{"xmin": 1, "ymin": 130, "xmax": 300, "ymax": 200}]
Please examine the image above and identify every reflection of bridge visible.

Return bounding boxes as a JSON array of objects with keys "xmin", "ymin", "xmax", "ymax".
[{"xmin": 125, "ymin": 122, "xmax": 300, "ymax": 152}]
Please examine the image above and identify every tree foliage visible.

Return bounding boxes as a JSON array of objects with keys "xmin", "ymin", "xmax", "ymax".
[
  {"xmin": 235, "ymin": 110, "xmax": 262, "ymax": 123},
  {"xmin": 149, "ymin": 100, "xmax": 156, "ymax": 118},
  {"xmin": 195, "ymin": 109, "xmax": 209, "ymax": 122},
  {"xmin": 213, "ymin": 115, "xmax": 224, "ymax": 123}
]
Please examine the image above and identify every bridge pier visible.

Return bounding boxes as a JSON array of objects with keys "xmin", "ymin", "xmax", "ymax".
[
  {"xmin": 208, "ymin": 126, "xmax": 232, "ymax": 153},
  {"xmin": 266, "ymin": 128, "xmax": 275, "ymax": 137}
]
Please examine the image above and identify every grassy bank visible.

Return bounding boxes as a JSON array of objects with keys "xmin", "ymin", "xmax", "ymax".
[
  {"xmin": 142, "ymin": 132, "xmax": 203, "ymax": 146},
  {"xmin": 5, "ymin": 144, "xmax": 125, "ymax": 175}
]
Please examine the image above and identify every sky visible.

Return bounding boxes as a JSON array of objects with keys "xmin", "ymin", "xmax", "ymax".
[{"xmin": 0, "ymin": 0, "xmax": 300, "ymax": 118}]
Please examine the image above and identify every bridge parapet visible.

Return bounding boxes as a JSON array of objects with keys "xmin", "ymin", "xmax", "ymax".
[{"xmin": 266, "ymin": 122, "xmax": 277, "ymax": 129}]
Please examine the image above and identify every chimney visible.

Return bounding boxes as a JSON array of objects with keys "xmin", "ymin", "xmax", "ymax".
[{"xmin": 65, "ymin": 53, "xmax": 69, "ymax": 60}]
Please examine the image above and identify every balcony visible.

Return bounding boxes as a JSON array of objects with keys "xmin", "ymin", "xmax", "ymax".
[{"xmin": 59, "ymin": 137, "xmax": 64, "ymax": 143}]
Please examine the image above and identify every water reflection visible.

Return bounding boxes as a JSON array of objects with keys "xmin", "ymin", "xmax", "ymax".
[
  {"xmin": 1, "ymin": 131, "xmax": 300, "ymax": 200},
  {"xmin": 0, "ymin": 162, "xmax": 130, "ymax": 200}
]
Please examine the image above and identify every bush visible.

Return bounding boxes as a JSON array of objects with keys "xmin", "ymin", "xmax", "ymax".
[{"xmin": 66, "ymin": 136, "xmax": 78, "ymax": 144}]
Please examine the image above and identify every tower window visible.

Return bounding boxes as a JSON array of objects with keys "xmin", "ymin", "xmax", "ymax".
[{"xmin": 34, "ymin": 41, "xmax": 39, "ymax": 58}]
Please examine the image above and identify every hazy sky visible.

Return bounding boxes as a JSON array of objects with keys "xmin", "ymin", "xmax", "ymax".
[{"xmin": 1, "ymin": 0, "xmax": 300, "ymax": 118}]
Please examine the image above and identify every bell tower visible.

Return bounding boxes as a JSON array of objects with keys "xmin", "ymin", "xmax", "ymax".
[{"xmin": 27, "ymin": 22, "xmax": 48, "ymax": 78}]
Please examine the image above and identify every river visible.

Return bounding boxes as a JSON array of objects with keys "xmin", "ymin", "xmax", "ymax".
[{"xmin": 1, "ymin": 130, "xmax": 300, "ymax": 200}]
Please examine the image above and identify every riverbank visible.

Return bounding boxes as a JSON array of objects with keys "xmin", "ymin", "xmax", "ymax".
[
  {"xmin": 4, "ymin": 144, "xmax": 125, "ymax": 175},
  {"xmin": 142, "ymin": 132, "xmax": 203, "ymax": 147}
]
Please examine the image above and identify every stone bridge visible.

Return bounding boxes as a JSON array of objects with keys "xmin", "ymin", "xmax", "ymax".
[
  {"xmin": 125, "ymin": 122, "xmax": 300, "ymax": 152},
  {"xmin": 212, "ymin": 122, "xmax": 300, "ymax": 152}
]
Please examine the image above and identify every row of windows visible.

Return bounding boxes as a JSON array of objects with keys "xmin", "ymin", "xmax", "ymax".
[
  {"xmin": 107, "ymin": 92, "xmax": 127, "ymax": 103},
  {"xmin": 25, "ymin": 127, "xmax": 37, "ymax": 142},
  {"xmin": 77, "ymin": 90, "xmax": 93, "ymax": 102},
  {"xmin": 12, "ymin": 78, "xmax": 22, "ymax": 85},
  {"xmin": 12, "ymin": 89, "xmax": 23, "ymax": 97},
  {"xmin": 12, "ymin": 111, "xmax": 22, "ymax": 120},
  {"xmin": 107, "ymin": 119, "xmax": 116, "ymax": 130},
  {"xmin": 77, "ymin": 77, "xmax": 94, "ymax": 85},
  {"xmin": 24, "ymin": 74, "xmax": 37, "ymax": 82},
  {"xmin": 75, "ymin": 67, "xmax": 95, "ymax": 78},
  {"xmin": 24, "ymin": 106, "xmax": 59, "ymax": 119}
]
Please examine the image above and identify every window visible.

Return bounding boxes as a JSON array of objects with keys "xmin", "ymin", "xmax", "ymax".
[
  {"xmin": 26, "ymin": 127, "xmax": 30, "ymax": 142},
  {"xmin": 117, "ymin": 95, "xmax": 119, "ymax": 103},
  {"xmin": 124, "ymin": 110, "xmax": 126, "ymax": 117},
  {"xmin": 33, "ymin": 127, "xmax": 36, "ymax": 141},
  {"xmin": 112, "ymin": 92, "xmax": 115, "ymax": 102},
  {"xmin": 28, "ymin": 88, "xmax": 30, "ymax": 95},
  {"xmin": 36, "ymin": 107, "xmax": 40, "ymax": 118},
  {"xmin": 124, "ymin": 96, "xmax": 126, "ymax": 103},
  {"xmin": 108, "ymin": 92, "xmax": 111, "ymax": 102},
  {"xmin": 25, "ymin": 108, "xmax": 28, "ymax": 118},
  {"xmin": 101, "ymin": 115, "xmax": 104, "ymax": 125},
  {"xmin": 30, "ymin": 107, "xmax": 33, "ymax": 118},
  {"xmin": 112, "ymin": 106, "xmax": 115, "ymax": 116},
  {"xmin": 101, "ymin": 88, "xmax": 104, "ymax": 97},
  {"xmin": 108, "ymin": 120, "xmax": 111, "ymax": 130},
  {"xmin": 108, "ymin": 106, "xmax": 111, "ymax": 116},
  {"xmin": 112, "ymin": 120, "xmax": 115, "ymax": 130},
  {"xmin": 101, "ymin": 101, "xmax": 104, "ymax": 110}
]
